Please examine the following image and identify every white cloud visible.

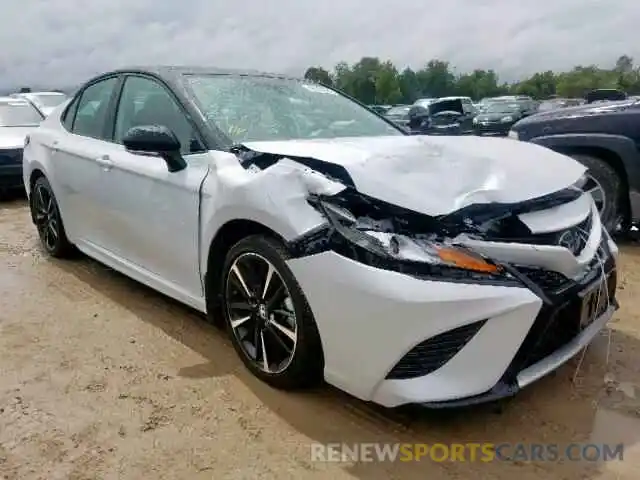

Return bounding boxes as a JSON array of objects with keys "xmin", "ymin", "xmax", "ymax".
[{"xmin": 1, "ymin": 0, "xmax": 638, "ymax": 89}]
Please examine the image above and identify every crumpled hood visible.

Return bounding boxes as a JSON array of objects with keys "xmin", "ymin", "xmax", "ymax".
[
  {"xmin": 0, "ymin": 127, "xmax": 35, "ymax": 149},
  {"xmin": 242, "ymin": 135, "xmax": 586, "ymax": 216}
]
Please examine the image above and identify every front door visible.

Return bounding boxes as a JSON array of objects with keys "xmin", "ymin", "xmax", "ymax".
[{"xmin": 95, "ymin": 74, "xmax": 210, "ymax": 298}]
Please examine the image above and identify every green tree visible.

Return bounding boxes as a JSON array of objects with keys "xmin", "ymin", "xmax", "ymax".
[
  {"xmin": 306, "ymin": 53, "xmax": 640, "ymax": 105},
  {"xmin": 304, "ymin": 66, "xmax": 333, "ymax": 86}
]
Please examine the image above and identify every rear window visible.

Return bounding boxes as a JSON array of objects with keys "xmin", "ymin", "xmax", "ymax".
[{"xmin": 0, "ymin": 102, "xmax": 43, "ymax": 126}]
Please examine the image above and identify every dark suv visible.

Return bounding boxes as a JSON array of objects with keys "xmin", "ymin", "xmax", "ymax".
[{"xmin": 509, "ymin": 98, "xmax": 640, "ymax": 232}]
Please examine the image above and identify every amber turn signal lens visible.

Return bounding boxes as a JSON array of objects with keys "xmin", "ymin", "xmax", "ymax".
[{"xmin": 436, "ymin": 247, "xmax": 500, "ymax": 273}]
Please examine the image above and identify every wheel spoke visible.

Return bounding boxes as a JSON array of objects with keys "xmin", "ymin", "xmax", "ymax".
[
  {"xmin": 48, "ymin": 220, "xmax": 58, "ymax": 239},
  {"xmin": 36, "ymin": 187, "xmax": 46, "ymax": 211},
  {"xmin": 265, "ymin": 284, "xmax": 285, "ymax": 311},
  {"xmin": 260, "ymin": 331, "xmax": 270, "ymax": 372},
  {"xmin": 230, "ymin": 315, "xmax": 251, "ymax": 329},
  {"xmin": 261, "ymin": 263, "xmax": 275, "ymax": 300},
  {"xmin": 231, "ymin": 264, "xmax": 253, "ymax": 299},
  {"xmin": 270, "ymin": 317, "xmax": 296, "ymax": 342}
]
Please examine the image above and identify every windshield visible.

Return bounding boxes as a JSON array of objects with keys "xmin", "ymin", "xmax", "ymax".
[
  {"xmin": 0, "ymin": 102, "xmax": 43, "ymax": 126},
  {"xmin": 32, "ymin": 94, "xmax": 67, "ymax": 108},
  {"xmin": 385, "ymin": 106, "xmax": 410, "ymax": 116},
  {"xmin": 484, "ymin": 103, "xmax": 519, "ymax": 113},
  {"xmin": 184, "ymin": 75, "xmax": 402, "ymax": 142}
]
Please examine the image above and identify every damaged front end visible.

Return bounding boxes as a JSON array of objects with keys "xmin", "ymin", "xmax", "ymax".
[
  {"xmin": 289, "ymin": 188, "xmax": 518, "ymax": 285},
  {"xmin": 286, "ymin": 182, "xmax": 601, "ymax": 291},
  {"xmin": 231, "ymin": 143, "xmax": 618, "ymax": 406},
  {"xmin": 233, "ymin": 142, "xmax": 610, "ymax": 292}
]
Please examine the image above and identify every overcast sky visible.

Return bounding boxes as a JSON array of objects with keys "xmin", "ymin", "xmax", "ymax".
[{"xmin": 0, "ymin": 0, "xmax": 637, "ymax": 89}]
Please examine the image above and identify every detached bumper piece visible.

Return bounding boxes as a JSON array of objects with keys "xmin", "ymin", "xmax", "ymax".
[{"xmin": 419, "ymin": 240, "xmax": 617, "ymax": 409}]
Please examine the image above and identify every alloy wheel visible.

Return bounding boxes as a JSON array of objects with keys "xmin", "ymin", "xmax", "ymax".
[
  {"xmin": 225, "ymin": 252, "xmax": 298, "ymax": 374},
  {"xmin": 33, "ymin": 183, "xmax": 59, "ymax": 251}
]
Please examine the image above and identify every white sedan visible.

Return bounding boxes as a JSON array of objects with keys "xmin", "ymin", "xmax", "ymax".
[
  {"xmin": 0, "ymin": 96, "xmax": 43, "ymax": 194},
  {"xmin": 11, "ymin": 91, "xmax": 68, "ymax": 117},
  {"xmin": 22, "ymin": 67, "xmax": 618, "ymax": 408}
]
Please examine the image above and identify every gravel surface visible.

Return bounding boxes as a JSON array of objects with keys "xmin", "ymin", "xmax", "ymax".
[{"xmin": 1, "ymin": 197, "xmax": 639, "ymax": 479}]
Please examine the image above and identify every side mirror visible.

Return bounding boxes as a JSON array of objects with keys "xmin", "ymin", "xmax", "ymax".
[{"xmin": 122, "ymin": 125, "xmax": 187, "ymax": 173}]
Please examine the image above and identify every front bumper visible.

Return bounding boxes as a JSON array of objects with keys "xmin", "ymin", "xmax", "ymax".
[{"xmin": 286, "ymin": 239, "xmax": 617, "ymax": 408}]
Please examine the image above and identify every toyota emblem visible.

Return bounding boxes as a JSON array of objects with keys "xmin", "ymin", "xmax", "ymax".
[{"xmin": 558, "ymin": 229, "xmax": 582, "ymax": 254}]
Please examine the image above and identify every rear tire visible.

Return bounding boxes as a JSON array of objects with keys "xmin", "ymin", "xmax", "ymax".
[
  {"xmin": 220, "ymin": 235, "xmax": 324, "ymax": 390},
  {"xmin": 570, "ymin": 154, "xmax": 621, "ymax": 232},
  {"xmin": 30, "ymin": 176, "xmax": 75, "ymax": 258}
]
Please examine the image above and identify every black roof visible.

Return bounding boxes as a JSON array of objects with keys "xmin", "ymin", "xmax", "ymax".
[{"xmin": 110, "ymin": 65, "xmax": 302, "ymax": 82}]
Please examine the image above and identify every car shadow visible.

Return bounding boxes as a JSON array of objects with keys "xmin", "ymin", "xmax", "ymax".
[{"xmin": 56, "ymin": 253, "xmax": 640, "ymax": 480}]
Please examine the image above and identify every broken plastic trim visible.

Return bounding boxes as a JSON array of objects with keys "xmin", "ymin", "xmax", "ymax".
[{"xmin": 231, "ymin": 144, "xmax": 355, "ymax": 187}]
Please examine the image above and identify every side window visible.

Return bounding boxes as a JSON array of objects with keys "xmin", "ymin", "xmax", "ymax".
[
  {"xmin": 114, "ymin": 76, "xmax": 203, "ymax": 155},
  {"xmin": 72, "ymin": 77, "xmax": 118, "ymax": 139}
]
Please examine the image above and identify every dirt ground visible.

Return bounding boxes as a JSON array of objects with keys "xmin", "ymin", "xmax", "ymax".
[{"xmin": 1, "ymin": 196, "xmax": 639, "ymax": 480}]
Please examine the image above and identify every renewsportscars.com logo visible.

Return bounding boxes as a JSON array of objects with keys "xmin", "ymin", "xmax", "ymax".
[{"xmin": 310, "ymin": 442, "xmax": 625, "ymax": 463}]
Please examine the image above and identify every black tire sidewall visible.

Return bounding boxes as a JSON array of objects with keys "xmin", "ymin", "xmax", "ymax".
[
  {"xmin": 31, "ymin": 177, "xmax": 72, "ymax": 257},
  {"xmin": 220, "ymin": 235, "xmax": 323, "ymax": 389},
  {"xmin": 570, "ymin": 154, "xmax": 621, "ymax": 231}
]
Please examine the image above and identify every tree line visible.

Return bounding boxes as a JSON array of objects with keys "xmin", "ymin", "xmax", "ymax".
[{"xmin": 303, "ymin": 55, "xmax": 640, "ymax": 105}]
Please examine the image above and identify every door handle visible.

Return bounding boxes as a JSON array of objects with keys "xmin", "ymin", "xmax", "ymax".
[{"xmin": 95, "ymin": 155, "xmax": 113, "ymax": 171}]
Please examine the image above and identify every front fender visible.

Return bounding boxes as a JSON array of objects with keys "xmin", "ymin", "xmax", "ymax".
[{"xmin": 199, "ymin": 155, "xmax": 330, "ymax": 276}]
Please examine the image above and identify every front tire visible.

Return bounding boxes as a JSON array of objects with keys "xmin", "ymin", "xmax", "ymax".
[
  {"xmin": 570, "ymin": 154, "xmax": 622, "ymax": 232},
  {"xmin": 221, "ymin": 235, "xmax": 324, "ymax": 390},
  {"xmin": 30, "ymin": 176, "xmax": 74, "ymax": 257}
]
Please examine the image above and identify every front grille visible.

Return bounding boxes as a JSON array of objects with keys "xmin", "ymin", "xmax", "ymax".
[
  {"xmin": 516, "ymin": 266, "xmax": 572, "ymax": 294},
  {"xmin": 385, "ymin": 320, "xmax": 486, "ymax": 380},
  {"xmin": 0, "ymin": 148, "xmax": 23, "ymax": 166}
]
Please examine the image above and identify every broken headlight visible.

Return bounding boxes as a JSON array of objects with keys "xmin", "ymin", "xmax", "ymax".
[{"xmin": 315, "ymin": 199, "xmax": 503, "ymax": 276}]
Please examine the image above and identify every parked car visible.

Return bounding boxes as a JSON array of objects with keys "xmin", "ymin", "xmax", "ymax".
[
  {"xmin": 585, "ymin": 89, "xmax": 627, "ymax": 104},
  {"xmin": 490, "ymin": 95, "xmax": 538, "ymax": 117},
  {"xmin": 368, "ymin": 104, "xmax": 391, "ymax": 115},
  {"xmin": 537, "ymin": 98, "xmax": 584, "ymax": 112},
  {"xmin": 11, "ymin": 91, "xmax": 68, "ymax": 117},
  {"xmin": 383, "ymin": 105, "xmax": 412, "ymax": 128},
  {"xmin": 509, "ymin": 97, "xmax": 640, "ymax": 232},
  {"xmin": 0, "ymin": 97, "xmax": 44, "ymax": 196},
  {"xmin": 23, "ymin": 66, "xmax": 618, "ymax": 408},
  {"xmin": 473, "ymin": 102, "xmax": 524, "ymax": 136},
  {"xmin": 408, "ymin": 98, "xmax": 475, "ymax": 135},
  {"xmin": 413, "ymin": 97, "xmax": 436, "ymax": 108}
]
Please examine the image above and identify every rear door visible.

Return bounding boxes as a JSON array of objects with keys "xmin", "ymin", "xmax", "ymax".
[{"xmin": 52, "ymin": 75, "xmax": 121, "ymax": 245}]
